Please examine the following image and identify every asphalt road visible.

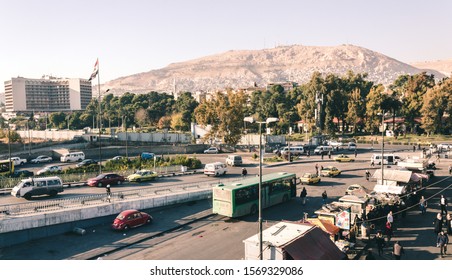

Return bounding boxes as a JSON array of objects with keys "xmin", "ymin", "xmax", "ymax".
[{"xmin": 1, "ymin": 145, "xmax": 451, "ymax": 260}]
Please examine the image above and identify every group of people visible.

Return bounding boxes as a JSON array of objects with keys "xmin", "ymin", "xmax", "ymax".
[{"xmin": 433, "ymin": 197, "xmax": 451, "ymax": 258}]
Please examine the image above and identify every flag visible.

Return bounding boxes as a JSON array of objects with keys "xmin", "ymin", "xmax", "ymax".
[{"xmin": 88, "ymin": 58, "xmax": 99, "ymax": 81}]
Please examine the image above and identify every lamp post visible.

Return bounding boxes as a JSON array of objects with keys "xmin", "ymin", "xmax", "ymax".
[
  {"xmin": 378, "ymin": 110, "xmax": 385, "ymax": 184},
  {"xmin": 243, "ymin": 116, "xmax": 279, "ymax": 260},
  {"xmin": 5, "ymin": 122, "xmax": 12, "ymax": 176},
  {"xmin": 98, "ymin": 89, "xmax": 110, "ymax": 173}
]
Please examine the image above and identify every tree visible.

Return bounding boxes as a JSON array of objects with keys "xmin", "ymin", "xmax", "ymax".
[
  {"xmin": 346, "ymin": 88, "xmax": 364, "ymax": 135},
  {"xmin": 365, "ymin": 84, "xmax": 386, "ymax": 134},
  {"xmin": 174, "ymin": 92, "xmax": 199, "ymax": 131},
  {"xmin": 48, "ymin": 112, "xmax": 67, "ymax": 129}
]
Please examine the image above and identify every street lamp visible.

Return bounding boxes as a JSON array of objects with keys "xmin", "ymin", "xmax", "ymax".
[
  {"xmin": 5, "ymin": 122, "xmax": 12, "ymax": 176},
  {"xmin": 378, "ymin": 110, "xmax": 386, "ymax": 184},
  {"xmin": 98, "ymin": 89, "xmax": 110, "ymax": 173},
  {"xmin": 243, "ymin": 116, "xmax": 279, "ymax": 260}
]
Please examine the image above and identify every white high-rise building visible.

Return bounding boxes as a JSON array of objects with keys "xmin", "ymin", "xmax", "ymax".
[{"xmin": 4, "ymin": 76, "xmax": 92, "ymax": 112}]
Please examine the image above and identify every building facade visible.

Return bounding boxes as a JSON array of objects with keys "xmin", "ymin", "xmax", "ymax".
[{"xmin": 4, "ymin": 76, "xmax": 92, "ymax": 112}]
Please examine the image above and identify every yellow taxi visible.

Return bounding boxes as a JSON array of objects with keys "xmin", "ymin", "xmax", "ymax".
[
  {"xmin": 127, "ymin": 169, "xmax": 158, "ymax": 182},
  {"xmin": 300, "ymin": 172, "xmax": 321, "ymax": 185},
  {"xmin": 334, "ymin": 154, "xmax": 355, "ymax": 162},
  {"xmin": 320, "ymin": 166, "xmax": 341, "ymax": 177}
]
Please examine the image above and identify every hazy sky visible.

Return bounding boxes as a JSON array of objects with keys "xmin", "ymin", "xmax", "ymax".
[{"xmin": 1, "ymin": 0, "xmax": 451, "ymax": 88}]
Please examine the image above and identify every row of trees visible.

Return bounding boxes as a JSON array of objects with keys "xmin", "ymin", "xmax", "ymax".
[{"xmin": 2, "ymin": 71, "xmax": 451, "ymax": 145}]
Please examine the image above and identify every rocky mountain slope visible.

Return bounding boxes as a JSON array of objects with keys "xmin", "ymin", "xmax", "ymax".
[
  {"xmin": 411, "ymin": 59, "xmax": 452, "ymax": 77},
  {"xmin": 103, "ymin": 44, "xmax": 446, "ymax": 94}
]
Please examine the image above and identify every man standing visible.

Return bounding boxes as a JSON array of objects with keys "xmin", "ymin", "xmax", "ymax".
[
  {"xmin": 440, "ymin": 195, "xmax": 448, "ymax": 216},
  {"xmin": 106, "ymin": 184, "xmax": 111, "ymax": 203},
  {"xmin": 437, "ymin": 230, "xmax": 449, "ymax": 258},
  {"xmin": 393, "ymin": 241, "xmax": 404, "ymax": 260},
  {"xmin": 300, "ymin": 187, "xmax": 307, "ymax": 206},
  {"xmin": 322, "ymin": 190, "xmax": 328, "ymax": 205}
]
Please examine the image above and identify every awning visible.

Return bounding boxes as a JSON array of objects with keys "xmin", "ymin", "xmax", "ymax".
[
  {"xmin": 373, "ymin": 184, "xmax": 406, "ymax": 195},
  {"xmin": 305, "ymin": 218, "xmax": 340, "ymax": 235},
  {"xmin": 372, "ymin": 169, "xmax": 412, "ymax": 183},
  {"xmin": 283, "ymin": 227, "xmax": 347, "ymax": 260},
  {"xmin": 410, "ymin": 172, "xmax": 429, "ymax": 182}
]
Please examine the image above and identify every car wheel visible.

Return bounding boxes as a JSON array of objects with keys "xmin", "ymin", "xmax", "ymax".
[
  {"xmin": 146, "ymin": 218, "xmax": 152, "ymax": 224},
  {"xmin": 49, "ymin": 190, "xmax": 57, "ymax": 197},
  {"xmin": 98, "ymin": 182, "xmax": 103, "ymax": 187},
  {"xmin": 250, "ymin": 204, "xmax": 258, "ymax": 215},
  {"xmin": 123, "ymin": 225, "xmax": 129, "ymax": 231},
  {"xmin": 117, "ymin": 180, "xmax": 122, "ymax": 185},
  {"xmin": 136, "ymin": 178, "xmax": 141, "ymax": 183}
]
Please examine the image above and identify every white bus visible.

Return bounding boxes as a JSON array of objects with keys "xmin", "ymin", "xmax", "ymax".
[{"xmin": 60, "ymin": 151, "xmax": 85, "ymax": 162}]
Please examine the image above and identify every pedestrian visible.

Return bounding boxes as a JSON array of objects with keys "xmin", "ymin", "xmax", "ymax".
[
  {"xmin": 449, "ymin": 164, "xmax": 452, "ymax": 175},
  {"xmin": 307, "ymin": 150, "xmax": 310, "ymax": 158},
  {"xmin": 315, "ymin": 163, "xmax": 319, "ymax": 174},
  {"xmin": 436, "ymin": 153, "xmax": 440, "ymax": 163},
  {"xmin": 393, "ymin": 241, "xmax": 404, "ymax": 260},
  {"xmin": 446, "ymin": 213, "xmax": 452, "ymax": 236},
  {"xmin": 418, "ymin": 143, "xmax": 421, "ymax": 150},
  {"xmin": 385, "ymin": 221, "xmax": 393, "ymax": 242},
  {"xmin": 413, "ymin": 145, "xmax": 416, "ymax": 152},
  {"xmin": 440, "ymin": 195, "xmax": 448, "ymax": 216},
  {"xmin": 322, "ymin": 190, "xmax": 328, "ymax": 204},
  {"xmin": 375, "ymin": 230, "xmax": 385, "ymax": 256},
  {"xmin": 241, "ymin": 167, "xmax": 248, "ymax": 177},
  {"xmin": 106, "ymin": 184, "xmax": 111, "ymax": 203},
  {"xmin": 436, "ymin": 230, "xmax": 449, "ymax": 258},
  {"xmin": 365, "ymin": 170, "xmax": 371, "ymax": 181},
  {"xmin": 328, "ymin": 150, "xmax": 331, "ymax": 159},
  {"xmin": 434, "ymin": 213, "xmax": 443, "ymax": 235},
  {"xmin": 354, "ymin": 150, "xmax": 357, "ymax": 158},
  {"xmin": 300, "ymin": 187, "xmax": 307, "ymax": 206},
  {"xmin": 321, "ymin": 153, "xmax": 324, "ymax": 160},
  {"xmin": 370, "ymin": 159, "xmax": 374, "ymax": 167},
  {"xmin": 387, "ymin": 210, "xmax": 393, "ymax": 224},
  {"xmin": 419, "ymin": 195, "xmax": 427, "ymax": 215}
]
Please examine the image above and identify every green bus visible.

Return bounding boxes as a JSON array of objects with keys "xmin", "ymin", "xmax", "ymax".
[
  {"xmin": 212, "ymin": 172, "xmax": 299, "ymax": 218},
  {"xmin": 0, "ymin": 159, "xmax": 14, "ymax": 176}
]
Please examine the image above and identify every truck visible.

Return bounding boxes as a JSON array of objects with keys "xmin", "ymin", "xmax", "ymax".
[{"xmin": 9, "ymin": 157, "xmax": 27, "ymax": 166}]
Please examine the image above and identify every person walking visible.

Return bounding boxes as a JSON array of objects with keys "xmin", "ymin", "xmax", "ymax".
[
  {"xmin": 365, "ymin": 170, "xmax": 371, "ymax": 181},
  {"xmin": 315, "ymin": 163, "xmax": 319, "ymax": 175},
  {"xmin": 385, "ymin": 221, "xmax": 393, "ymax": 242},
  {"xmin": 393, "ymin": 241, "xmax": 404, "ymax": 260},
  {"xmin": 354, "ymin": 149, "xmax": 357, "ymax": 158},
  {"xmin": 106, "ymin": 184, "xmax": 111, "ymax": 203},
  {"xmin": 370, "ymin": 159, "xmax": 375, "ymax": 167},
  {"xmin": 300, "ymin": 187, "xmax": 307, "ymax": 206},
  {"xmin": 446, "ymin": 213, "xmax": 452, "ymax": 236},
  {"xmin": 322, "ymin": 190, "xmax": 328, "ymax": 205},
  {"xmin": 419, "ymin": 196, "xmax": 427, "ymax": 215},
  {"xmin": 440, "ymin": 195, "xmax": 448, "ymax": 216},
  {"xmin": 434, "ymin": 213, "xmax": 443, "ymax": 235},
  {"xmin": 413, "ymin": 145, "xmax": 416, "ymax": 152},
  {"xmin": 241, "ymin": 167, "xmax": 248, "ymax": 177},
  {"xmin": 328, "ymin": 150, "xmax": 331, "ymax": 159},
  {"xmin": 436, "ymin": 230, "xmax": 449, "ymax": 258},
  {"xmin": 375, "ymin": 230, "xmax": 385, "ymax": 256},
  {"xmin": 449, "ymin": 164, "xmax": 452, "ymax": 175},
  {"xmin": 387, "ymin": 210, "xmax": 394, "ymax": 225}
]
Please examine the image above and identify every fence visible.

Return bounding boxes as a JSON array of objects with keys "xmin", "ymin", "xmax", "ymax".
[{"xmin": 0, "ymin": 176, "xmax": 240, "ymax": 217}]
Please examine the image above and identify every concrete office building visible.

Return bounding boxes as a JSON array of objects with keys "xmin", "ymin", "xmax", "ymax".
[{"xmin": 4, "ymin": 76, "xmax": 92, "ymax": 112}]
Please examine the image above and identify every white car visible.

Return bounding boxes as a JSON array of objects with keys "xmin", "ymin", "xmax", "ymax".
[
  {"xmin": 36, "ymin": 165, "xmax": 62, "ymax": 175},
  {"xmin": 30, "ymin": 155, "xmax": 53, "ymax": 163},
  {"xmin": 328, "ymin": 140, "xmax": 343, "ymax": 148},
  {"xmin": 437, "ymin": 143, "xmax": 452, "ymax": 151},
  {"xmin": 204, "ymin": 147, "xmax": 219, "ymax": 154}
]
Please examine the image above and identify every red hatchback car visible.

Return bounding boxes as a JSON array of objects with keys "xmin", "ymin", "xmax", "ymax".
[
  {"xmin": 87, "ymin": 173, "xmax": 125, "ymax": 187},
  {"xmin": 111, "ymin": 209, "xmax": 153, "ymax": 230}
]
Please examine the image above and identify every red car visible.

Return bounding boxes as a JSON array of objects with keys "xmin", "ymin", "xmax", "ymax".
[
  {"xmin": 111, "ymin": 209, "xmax": 153, "ymax": 230},
  {"xmin": 87, "ymin": 173, "xmax": 125, "ymax": 187}
]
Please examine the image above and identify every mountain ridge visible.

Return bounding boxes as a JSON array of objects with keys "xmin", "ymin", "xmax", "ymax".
[{"xmin": 103, "ymin": 44, "xmax": 447, "ymax": 94}]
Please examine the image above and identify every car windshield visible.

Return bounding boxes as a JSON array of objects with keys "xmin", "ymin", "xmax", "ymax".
[
  {"xmin": 116, "ymin": 214, "xmax": 126, "ymax": 220},
  {"xmin": 95, "ymin": 174, "xmax": 106, "ymax": 179}
]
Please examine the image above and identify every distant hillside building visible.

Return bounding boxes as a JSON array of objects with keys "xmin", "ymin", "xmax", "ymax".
[{"xmin": 4, "ymin": 76, "xmax": 92, "ymax": 112}]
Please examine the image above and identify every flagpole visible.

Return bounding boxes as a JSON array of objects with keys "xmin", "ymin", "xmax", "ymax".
[{"xmin": 97, "ymin": 61, "xmax": 102, "ymax": 174}]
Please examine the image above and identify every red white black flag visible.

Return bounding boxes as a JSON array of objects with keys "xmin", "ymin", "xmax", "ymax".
[{"xmin": 88, "ymin": 58, "xmax": 99, "ymax": 81}]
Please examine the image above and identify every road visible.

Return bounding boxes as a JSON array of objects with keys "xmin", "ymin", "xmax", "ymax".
[{"xmin": 1, "ymin": 145, "xmax": 451, "ymax": 260}]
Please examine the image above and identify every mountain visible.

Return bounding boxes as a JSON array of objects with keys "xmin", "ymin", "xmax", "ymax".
[
  {"xmin": 103, "ymin": 44, "xmax": 446, "ymax": 95},
  {"xmin": 410, "ymin": 59, "xmax": 452, "ymax": 77}
]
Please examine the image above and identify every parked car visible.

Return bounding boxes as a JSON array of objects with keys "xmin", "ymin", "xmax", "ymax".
[
  {"xmin": 334, "ymin": 154, "xmax": 355, "ymax": 162},
  {"xmin": 108, "ymin": 156, "xmax": 124, "ymax": 161},
  {"xmin": 76, "ymin": 159, "xmax": 98, "ymax": 167},
  {"xmin": 347, "ymin": 142, "xmax": 357, "ymax": 151},
  {"xmin": 226, "ymin": 155, "xmax": 242, "ymax": 166},
  {"xmin": 87, "ymin": 173, "xmax": 125, "ymax": 187},
  {"xmin": 36, "ymin": 165, "xmax": 62, "ymax": 175},
  {"xmin": 140, "ymin": 152, "xmax": 155, "ymax": 160},
  {"xmin": 300, "ymin": 173, "xmax": 321, "ymax": 185},
  {"xmin": 204, "ymin": 147, "xmax": 219, "ymax": 154},
  {"xmin": 327, "ymin": 140, "xmax": 343, "ymax": 149},
  {"xmin": 437, "ymin": 143, "xmax": 452, "ymax": 151},
  {"xmin": 111, "ymin": 209, "xmax": 153, "ymax": 231},
  {"xmin": 11, "ymin": 170, "xmax": 34, "ymax": 178},
  {"xmin": 320, "ymin": 166, "xmax": 341, "ymax": 177},
  {"xmin": 127, "ymin": 170, "xmax": 158, "ymax": 182},
  {"xmin": 30, "ymin": 155, "xmax": 53, "ymax": 164}
]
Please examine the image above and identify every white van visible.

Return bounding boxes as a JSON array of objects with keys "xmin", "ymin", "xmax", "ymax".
[
  {"xmin": 314, "ymin": 146, "xmax": 334, "ymax": 155},
  {"xmin": 281, "ymin": 146, "xmax": 304, "ymax": 156},
  {"xmin": 60, "ymin": 151, "xmax": 85, "ymax": 162},
  {"xmin": 11, "ymin": 176, "xmax": 64, "ymax": 199},
  {"xmin": 371, "ymin": 154, "xmax": 401, "ymax": 165},
  {"xmin": 204, "ymin": 162, "xmax": 227, "ymax": 177}
]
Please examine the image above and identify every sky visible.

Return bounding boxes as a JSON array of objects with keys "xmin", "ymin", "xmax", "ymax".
[{"xmin": 1, "ymin": 0, "xmax": 451, "ymax": 90}]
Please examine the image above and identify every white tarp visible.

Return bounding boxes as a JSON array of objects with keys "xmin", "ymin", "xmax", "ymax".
[{"xmin": 373, "ymin": 184, "xmax": 406, "ymax": 195}]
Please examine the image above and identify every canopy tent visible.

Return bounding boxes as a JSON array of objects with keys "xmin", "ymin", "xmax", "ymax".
[{"xmin": 372, "ymin": 169, "xmax": 412, "ymax": 183}]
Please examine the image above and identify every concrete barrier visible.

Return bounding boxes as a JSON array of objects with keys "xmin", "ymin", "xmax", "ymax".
[{"xmin": 0, "ymin": 188, "xmax": 211, "ymax": 248}]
